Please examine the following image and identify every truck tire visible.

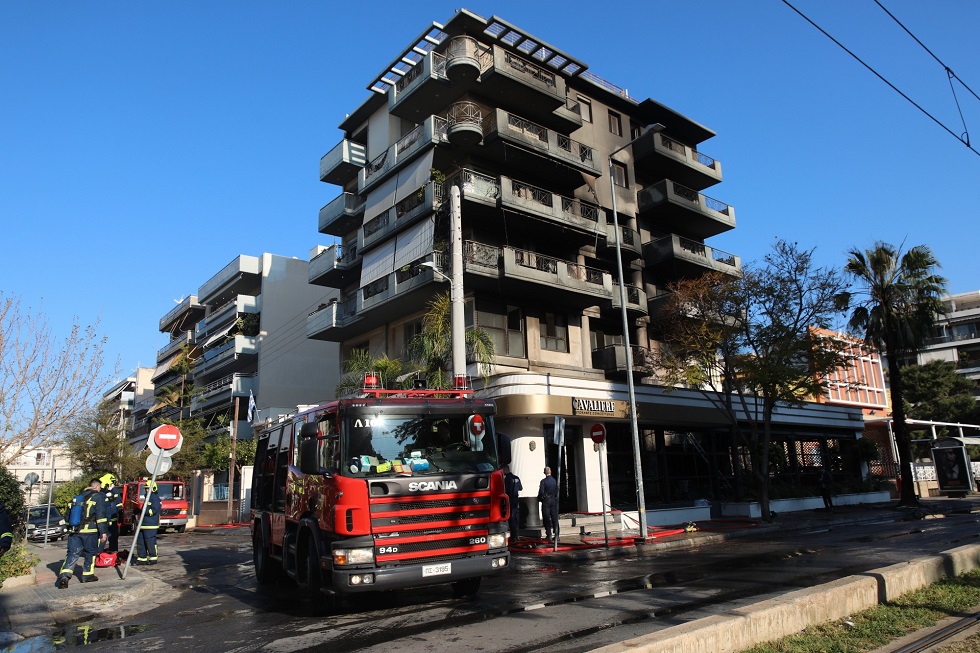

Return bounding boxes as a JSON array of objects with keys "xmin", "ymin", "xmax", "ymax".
[
  {"xmin": 298, "ymin": 533, "xmax": 324, "ymax": 611},
  {"xmin": 176, "ymin": 526, "xmax": 186, "ymax": 534},
  {"xmin": 253, "ymin": 527, "xmax": 283, "ymax": 585},
  {"xmin": 451, "ymin": 576, "xmax": 481, "ymax": 598}
]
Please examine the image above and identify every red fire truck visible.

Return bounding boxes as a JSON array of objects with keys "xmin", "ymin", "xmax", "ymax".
[
  {"xmin": 250, "ymin": 381, "xmax": 511, "ymax": 606},
  {"xmin": 120, "ymin": 479, "xmax": 189, "ymax": 534}
]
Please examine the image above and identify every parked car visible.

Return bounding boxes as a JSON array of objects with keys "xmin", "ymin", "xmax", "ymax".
[{"xmin": 26, "ymin": 505, "xmax": 67, "ymax": 542}]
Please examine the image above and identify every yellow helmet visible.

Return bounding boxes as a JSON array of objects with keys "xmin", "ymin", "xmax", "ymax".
[
  {"xmin": 150, "ymin": 482, "xmax": 158, "ymax": 492},
  {"xmin": 99, "ymin": 473, "xmax": 116, "ymax": 486}
]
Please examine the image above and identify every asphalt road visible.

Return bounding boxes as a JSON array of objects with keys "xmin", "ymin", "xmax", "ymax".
[{"xmin": 42, "ymin": 512, "xmax": 980, "ymax": 653}]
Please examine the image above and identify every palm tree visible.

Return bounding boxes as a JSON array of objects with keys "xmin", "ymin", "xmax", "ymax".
[
  {"xmin": 843, "ymin": 242, "xmax": 947, "ymax": 506},
  {"xmin": 335, "ymin": 349, "xmax": 405, "ymax": 398},
  {"xmin": 408, "ymin": 291, "xmax": 495, "ymax": 389}
]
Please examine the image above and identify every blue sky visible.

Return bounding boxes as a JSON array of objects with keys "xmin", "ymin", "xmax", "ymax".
[{"xmin": 3, "ymin": 1, "xmax": 978, "ymax": 384}]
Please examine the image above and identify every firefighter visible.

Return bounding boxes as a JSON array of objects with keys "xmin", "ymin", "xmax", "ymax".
[
  {"xmin": 100, "ymin": 473, "xmax": 122, "ymax": 553},
  {"xmin": 0, "ymin": 503, "xmax": 13, "ymax": 558},
  {"xmin": 135, "ymin": 482, "xmax": 161, "ymax": 565},
  {"xmin": 56, "ymin": 478, "xmax": 107, "ymax": 588}
]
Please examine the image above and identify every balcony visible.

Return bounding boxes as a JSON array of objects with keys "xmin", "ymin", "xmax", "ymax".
[
  {"xmin": 156, "ymin": 331, "xmax": 193, "ymax": 364},
  {"xmin": 592, "ymin": 344, "xmax": 655, "ymax": 376},
  {"xmin": 644, "ymin": 235, "xmax": 742, "ymax": 278},
  {"xmin": 319, "ymin": 139, "xmax": 367, "ymax": 186},
  {"xmin": 358, "ymin": 116, "xmax": 449, "ymax": 195},
  {"xmin": 159, "ymin": 295, "xmax": 204, "ymax": 333},
  {"xmin": 191, "ymin": 373, "xmax": 256, "ymax": 415},
  {"xmin": 388, "ymin": 50, "xmax": 453, "ymax": 122},
  {"xmin": 499, "ymin": 176, "xmax": 604, "ymax": 238},
  {"xmin": 446, "ymin": 169, "xmax": 501, "ymax": 207},
  {"xmin": 308, "ymin": 242, "xmax": 361, "ymax": 289},
  {"xmin": 631, "ymin": 131, "xmax": 722, "ymax": 191},
  {"xmin": 196, "ymin": 294, "xmax": 261, "ymax": 341},
  {"xmin": 637, "ymin": 180, "xmax": 735, "ymax": 239},
  {"xmin": 362, "ymin": 182, "xmax": 442, "ymax": 251},
  {"xmin": 608, "ymin": 283, "xmax": 649, "ymax": 319},
  {"xmin": 482, "ymin": 109, "xmax": 602, "ymax": 181},
  {"xmin": 192, "ymin": 335, "xmax": 258, "ymax": 380},
  {"xmin": 306, "ymin": 256, "xmax": 445, "ymax": 342},
  {"xmin": 552, "ymin": 97, "xmax": 583, "ymax": 132},
  {"xmin": 198, "ymin": 255, "xmax": 261, "ymax": 306},
  {"xmin": 602, "ymin": 223, "xmax": 642, "ymax": 260},
  {"xmin": 318, "ymin": 192, "xmax": 366, "ymax": 237},
  {"xmin": 479, "ymin": 45, "xmax": 567, "ymax": 119},
  {"xmin": 502, "ymin": 247, "xmax": 613, "ymax": 308}
]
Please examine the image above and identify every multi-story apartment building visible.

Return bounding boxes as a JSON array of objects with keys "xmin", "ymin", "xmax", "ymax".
[
  {"xmin": 104, "ymin": 367, "xmax": 155, "ymax": 447},
  {"xmin": 9, "ymin": 447, "xmax": 81, "ymax": 507},
  {"xmin": 309, "ymin": 10, "xmax": 864, "ymax": 517},
  {"xmin": 142, "ymin": 254, "xmax": 341, "ymax": 448},
  {"xmin": 919, "ymin": 290, "xmax": 980, "ymax": 400}
]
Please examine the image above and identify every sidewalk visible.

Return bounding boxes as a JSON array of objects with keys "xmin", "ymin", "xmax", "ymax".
[
  {"xmin": 0, "ymin": 540, "xmax": 169, "ymax": 647},
  {"xmin": 0, "ymin": 496, "xmax": 976, "ymax": 650}
]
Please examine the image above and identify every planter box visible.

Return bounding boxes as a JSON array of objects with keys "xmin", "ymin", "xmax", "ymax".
[{"xmin": 720, "ymin": 491, "xmax": 892, "ymax": 519}]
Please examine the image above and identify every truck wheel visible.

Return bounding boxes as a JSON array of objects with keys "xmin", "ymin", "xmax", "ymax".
[
  {"xmin": 253, "ymin": 528, "xmax": 282, "ymax": 585},
  {"xmin": 451, "ymin": 576, "xmax": 481, "ymax": 598},
  {"xmin": 298, "ymin": 534, "xmax": 324, "ymax": 611},
  {"xmin": 176, "ymin": 526, "xmax": 186, "ymax": 534}
]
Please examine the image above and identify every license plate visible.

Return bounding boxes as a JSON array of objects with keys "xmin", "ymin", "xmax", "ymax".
[{"xmin": 422, "ymin": 563, "xmax": 452, "ymax": 577}]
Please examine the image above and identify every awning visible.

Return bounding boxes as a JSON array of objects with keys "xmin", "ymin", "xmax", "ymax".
[
  {"xmin": 393, "ymin": 217, "xmax": 434, "ymax": 270},
  {"xmin": 394, "ymin": 150, "xmax": 434, "ymax": 203},
  {"xmin": 359, "ymin": 238, "xmax": 397, "ymax": 287},
  {"xmin": 363, "ymin": 175, "xmax": 398, "ymax": 223},
  {"xmin": 203, "ymin": 323, "xmax": 235, "ymax": 348}
]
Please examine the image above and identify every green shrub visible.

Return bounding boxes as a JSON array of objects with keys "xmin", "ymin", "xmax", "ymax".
[{"xmin": 0, "ymin": 538, "xmax": 39, "ymax": 586}]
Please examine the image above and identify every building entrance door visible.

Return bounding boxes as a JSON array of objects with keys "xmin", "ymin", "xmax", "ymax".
[{"xmin": 544, "ymin": 424, "xmax": 580, "ymax": 514}]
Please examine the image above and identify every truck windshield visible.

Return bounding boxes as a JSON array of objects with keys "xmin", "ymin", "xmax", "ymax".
[
  {"xmin": 138, "ymin": 483, "xmax": 182, "ymax": 500},
  {"xmin": 344, "ymin": 414, "xmax": 497, "ymax": 477}
]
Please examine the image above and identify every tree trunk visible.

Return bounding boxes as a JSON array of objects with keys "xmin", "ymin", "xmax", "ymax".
[{"xmin": 886, "ymin": 348, "xmax": 918, "ymax": 506}]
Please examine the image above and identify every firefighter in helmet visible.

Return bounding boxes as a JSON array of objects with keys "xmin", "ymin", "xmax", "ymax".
[
  {"xmin": 135, "ymin": 481, "xmax": 161, "ymax": 565},
  {"xmin": 56, "ymin": 477, "xmax": 107, "ymax": 588},
  {"xmin": 100, "ymin": 473, "xmax": 122, "ymax": 553}
]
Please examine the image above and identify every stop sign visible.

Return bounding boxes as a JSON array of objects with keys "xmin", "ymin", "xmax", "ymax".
[
  {"xmin": 589, "ymin": 423, "xmax": 607, "ymax": 444},
  {"xmin": 149, "ymin": 424, "xmax": 183, "ymax": 455}
]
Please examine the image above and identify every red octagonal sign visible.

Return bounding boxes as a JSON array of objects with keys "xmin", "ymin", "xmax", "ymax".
[
  {"xmin": 589, "ymin": 423, "xmax": 607, "ymax": 444},
  {"xmin": 149, "ymin": 424, "xmax": 183, "ymax": 455}
]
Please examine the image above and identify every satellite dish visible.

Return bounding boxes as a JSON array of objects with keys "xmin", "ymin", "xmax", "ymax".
[{"xmin": 24, "ymin": 472, "xmax": 39, "ymax": 487}]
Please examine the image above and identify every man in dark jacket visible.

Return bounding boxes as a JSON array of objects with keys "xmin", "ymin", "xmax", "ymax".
[
  {"xmin": 537, "ymin": 466, "xmax": 558, "ymax": 541},
  {"xmin": 136, "ymin": 482, "xmax": 161, "ymax": 565},
  {"xmin": 57, "ymin": 478, "xmax": 107, "ymax": 587},
  {"xmin": 503, "ymin": 465, "xmax": 522, "ymax": 544},
  {"xmin": 100, "ymin": 473, "xmax": 122, "ymax": 553}
]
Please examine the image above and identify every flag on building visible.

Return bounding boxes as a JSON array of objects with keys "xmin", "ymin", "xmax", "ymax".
[{"xmin": 247, "ymin": 390, "xmax": 256, "ymax": 423}]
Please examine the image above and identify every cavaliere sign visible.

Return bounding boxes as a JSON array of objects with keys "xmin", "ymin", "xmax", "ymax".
[{"xmin": 571, "ymin": 398, "xmax": 629, "ymax": 419}]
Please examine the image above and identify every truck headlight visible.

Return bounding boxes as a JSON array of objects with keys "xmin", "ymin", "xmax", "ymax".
[
  {"xmin": 488, "ymin": 533, "xmax": 507, "ymax": 549},
  {"xmin": 333, "ymin": 547, "xmax": 374, "ymax": 566}
]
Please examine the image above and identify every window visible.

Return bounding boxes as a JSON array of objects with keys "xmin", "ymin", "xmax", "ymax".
[
  {"xmin": 630, "ymin": 121, "xmax": 643, "ymax": 140},
  {"xmin": 612, "ymin": 162, "xmax": 628, "ymax": 188},
  {"xmin": 35, "ymin": 452, "xmax": 46, "ymax": 465},
  {"xmin": 578, "ymin": 96, "xmax": 592, "ymax": 123},
  {"xmin": 608, "ymin": 110, "xmax": 622, "ymax": 136},
  {"xmin": 477, "ymin": 304, "xmax": 525, "ymax": 358},
  {"xmin": 540, "ymin": 312, "xmax": 568, "ymax": 352},
  {"xmin": 401, "ymin": 320, "xmax": 423, "ymax": 359}
]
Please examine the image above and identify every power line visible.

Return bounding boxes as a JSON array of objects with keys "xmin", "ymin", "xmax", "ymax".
[
  {"xmin": 779, "ymin": 0, "xmax": 980, "ymax": 158},
  {"xmin": 872, "ymin": 0, "xmax": 975, "ymax": 145}
]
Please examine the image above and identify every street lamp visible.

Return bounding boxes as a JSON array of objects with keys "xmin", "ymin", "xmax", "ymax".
[{"xmin": 608, "ymin": 122, "xmax": 663, "ymax": 541}]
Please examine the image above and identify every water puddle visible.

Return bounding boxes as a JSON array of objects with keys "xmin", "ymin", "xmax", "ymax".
[{"xmin": 5, "ymin": 624, "xmax": 153, "ymax": 651}]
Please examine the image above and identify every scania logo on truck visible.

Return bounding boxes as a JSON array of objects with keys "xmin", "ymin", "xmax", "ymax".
[{"xmin": 408, "ymin": 480, "xmax": 458, "ymax": 492}]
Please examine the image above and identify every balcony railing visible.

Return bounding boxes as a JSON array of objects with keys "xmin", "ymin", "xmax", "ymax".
[
  {"xmin": 446, "ymin": 168, "xmax": 501, "ymax": 201},
  {"xmin": 446, "ymin": 35, "xmax": 493, "ymax": 72},
  {"xmin": 464, "ymin": 241, "xmax": 501, "ymax": 270},
  {"xmin": 157, "ymin": 332, "xmax": 193, "ymax": 363},
  {"xmin": 159, "ymin": 295, "xmax": 202, "ymax": 332},
  {"xmin": 360, "ymin": 116, "xmax": 449, "ymax": 192},
  {"xmin": 489, "ymin": 109, "xmax": 599, "ymax": 175},
  {"xmin": 502, "ymin": 51, "xmax": 556, "ymax": 89}
]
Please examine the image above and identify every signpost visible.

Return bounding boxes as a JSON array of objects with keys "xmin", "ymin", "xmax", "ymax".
[
  {"xmin": 123, "ymin": 425, "xmax": 183, "ymax": 579},
  {"xmin": 589, "ymin": 424, "xmax": 610, "ymax": 548}
]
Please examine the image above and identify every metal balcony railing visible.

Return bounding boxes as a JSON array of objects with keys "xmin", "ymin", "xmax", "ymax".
[
  {"xmin": 445, "ymin": 169, "xmax": 500, "ymax": 200},
  {"xmin": 445, "ymin": 35, "xmax": 493, "ymax": 71}
]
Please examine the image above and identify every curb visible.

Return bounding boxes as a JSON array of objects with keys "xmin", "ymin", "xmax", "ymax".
[
  {"xmin": 590, "ymin": 542, "xmax": 980, "ymax": 653},
  {"xmin": 0, "ymin": 570, "xmax": 36, "ymax": 592}
]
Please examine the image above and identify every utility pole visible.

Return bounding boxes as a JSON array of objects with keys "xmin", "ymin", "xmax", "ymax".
[
  {"xmin": 450, "ymin": 185, "xmax": 465, "ymax": 380},
  {"xmin": 227, "ymin": 395, "xmax": 239, "ymax": 523}
]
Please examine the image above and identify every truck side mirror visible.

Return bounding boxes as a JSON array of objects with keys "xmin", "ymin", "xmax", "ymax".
[
  {"xmin": 497, "ymin": 432, "xmax": 512, "ymax": 467},
  {"xmin": 300, "ymin": 437, "xmax": 322, "ymax": 475}
]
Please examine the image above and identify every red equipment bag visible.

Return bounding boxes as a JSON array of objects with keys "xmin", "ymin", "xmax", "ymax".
[{"xmin": 95, "ymin": 551, "xmax": 118, "ymax": 567}]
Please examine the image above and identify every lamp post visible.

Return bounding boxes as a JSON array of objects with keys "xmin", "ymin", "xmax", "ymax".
[{"xmin": 607, "ymin": 123, "xmax": 663, "ymax": 541}]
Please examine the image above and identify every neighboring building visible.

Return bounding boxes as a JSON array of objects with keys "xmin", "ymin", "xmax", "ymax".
[
  {"xmin": 919, "ymin": 290, "xmax": 980, "ymax": 400},
  {"xmin": 309, "ymin": 10, "xmax": 864, "ymax": 516},
  {"xmin": 9, "ymin": 447, "xmax": 81, "ymax": 507},
  {"xmin": 104, "ymin": 367, "xmax": 155, "ymax": 447}
]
